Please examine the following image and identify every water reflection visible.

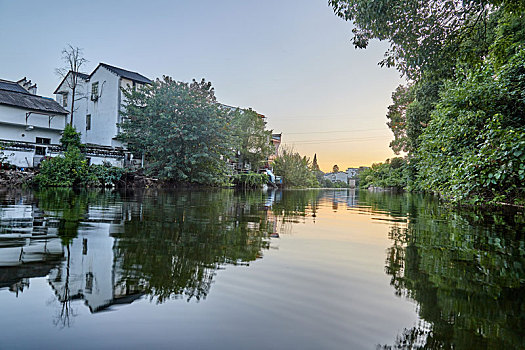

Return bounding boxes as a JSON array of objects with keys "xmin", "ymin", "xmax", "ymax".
[
  {"xmin": 359, "ymin": 192, "xmax": 525, "ymax": 350},
  {"xmin": 0, "ymin": 189, "xmax": 318, "ymax": 321},
  {"xmin": 0, "ymin": 189, "xmax": 523, "ymax": 349}
]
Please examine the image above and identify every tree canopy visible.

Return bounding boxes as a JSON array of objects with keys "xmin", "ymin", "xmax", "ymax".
[
  {"xmin": 331, "ymin": 0, "xmax": 525, "ymax": 204},
  {"xmin": 230, "ymin": 108, "xmax": 273, "ymax": 171},
  {"xmin": 119, "ymin": 77, "xmax": 233, "ymax": 185}
]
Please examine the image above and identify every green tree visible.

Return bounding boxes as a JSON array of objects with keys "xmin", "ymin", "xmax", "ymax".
[
  {"xmin": 329, "ymin": 0, "xmax": 511, "ymax": 79},
  {"xmin": 35, "ymin": 126, "xmax": 94, "ymax": 187},
  {"xmin": 358, "ymin": 158, "xmax": 408, "ymax": 190},
  {"xmin": 273, "ymin": 147, "xmax": 319, "ymax": 188},
  {"xmin": 60, "ymin": 124, "xmax": 83, "ymax": 150},
  {"xmin": 119, "ymin": 77, "xmax": 233, "ymax": 185},
  {"xmin": 416, "ymin": 50, "xmax": 525, "ymax": 204},
  {"xmin": 230, "ymin": 108, "xmax": 273, "ymax": 170}
]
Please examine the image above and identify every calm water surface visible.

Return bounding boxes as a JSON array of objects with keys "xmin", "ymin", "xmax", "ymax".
[{"xmin": 0, "ymin": 189, "xmax": 523, "ymax": 349}]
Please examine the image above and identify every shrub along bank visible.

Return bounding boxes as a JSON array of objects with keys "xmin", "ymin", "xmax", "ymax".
[{"xmin": 34, "ymin": 125, "xmax": 127, "ymax": 188}]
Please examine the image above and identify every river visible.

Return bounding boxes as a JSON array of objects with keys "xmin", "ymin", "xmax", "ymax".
[{"xmin": 0, "ymin": 189, "xmax": 523, "ymax": 349}]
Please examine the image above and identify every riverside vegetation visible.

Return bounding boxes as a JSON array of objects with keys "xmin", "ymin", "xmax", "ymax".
[
  {"xmin": 33, "ymin": 79, "xmax": 320, "ymax": 188},
  {"xmin": 331, "ymin": 0, "xmax": 525, "ymax": 205}
]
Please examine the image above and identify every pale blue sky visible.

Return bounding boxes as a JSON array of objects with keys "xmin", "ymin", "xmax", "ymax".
[{"xmin": 0, "ymin": 0, "xmax": 404, "ymax": 171}]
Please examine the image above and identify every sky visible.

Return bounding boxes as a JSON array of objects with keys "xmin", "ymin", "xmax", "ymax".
[{"xmin": 0, "ymin": 0, "xmax": 404, "ymax": 172}]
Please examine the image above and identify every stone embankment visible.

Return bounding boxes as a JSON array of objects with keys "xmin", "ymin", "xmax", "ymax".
[{"xmin": 0, "ymin": 169, "xmax": 34, "ymax": 187}]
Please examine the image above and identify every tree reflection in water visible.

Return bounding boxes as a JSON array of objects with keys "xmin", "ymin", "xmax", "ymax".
[
  {"xmin": 113, "ymin": 189, "xmax": 323, "ymax": 303},
  {"xmin": 360, "ymin": 192, "xmax": 525, "ymax": 350},
  {"xmin": 113, "ymin": 190, "xmax": 273, "ymax": 302},
  {"xmin": 27, "ymin": 189, "xmax": 323, "ymax": 315}
]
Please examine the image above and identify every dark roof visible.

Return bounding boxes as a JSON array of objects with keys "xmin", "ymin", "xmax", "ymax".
[
  {"xmin": 76, "ymin": 72, "xmax": 90, "ymax": 80},
  {"xmin": 53, "ymin": 71, "xmax": 90, "ymax": 94},
  {"xmin": 0, "ymin": 80, "xmax": 68, "ymax": 115},
  {"xmin": 0, "ymin": 80, "xmax": 28, "ymax": 94},
  {"xmin": 99, "ymin": 63, "xmax": 152, "ymax": 84}
]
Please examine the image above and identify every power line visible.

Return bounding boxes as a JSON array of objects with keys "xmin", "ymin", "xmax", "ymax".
[
  {"xmin": 285, "ymin": 136, "xmax": 388, "ymax": 145},
  {"xmin": 284, "ymin": 128, "xmax": 386, "ymax": 135}
]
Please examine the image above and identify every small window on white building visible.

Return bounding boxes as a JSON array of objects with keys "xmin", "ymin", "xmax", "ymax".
[
  {"xmin": 36, "ymin": 137, "xmax": 51, "ymax": 145},
  {"xmin": 86, "ymin": 114, "xmax": 91, "ymax": 130},
  {"xmin": 62, "ymin": 93, "xmax": 68, "ymax": 107},
  {"xmin": 35, "ymin": 137, "xmax": 51, "ymax": 156},
  {"xmin": 91, "ymin": 82, "xmax": 99, "ymax": 100},
  {"xmin": 35, "ymin": 147, "xmax": 46, "ymax": 156}
]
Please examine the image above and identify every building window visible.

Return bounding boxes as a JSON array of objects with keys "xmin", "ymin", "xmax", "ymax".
[
  {"xmin": 36, "ymin": 137, "xmax": 51, "ymax": 145},
  {"xmin": 35, "ymin": 146, "xmax": 46, "ymax": 156},
  {"xmin": 91, "ymin": 82, "xmax": 99, "ymax": 100},
  {"xmin": 35, "ymin": 138, "xmax": 50, "ymax": 156},
  {"xmin": 86, "ymin": 114, "xmax": 91, "ymax": 130},
  {"xmin": 62, "ymin": 93, "xmax": 68, "ymax": 107},
  {"xmin": 85, "ymin": 272, "xmax": 94, "ymax": 294}
]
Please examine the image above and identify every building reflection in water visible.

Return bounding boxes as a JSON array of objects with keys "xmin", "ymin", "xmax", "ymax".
[
  {"xmin": 0, "ymin": 189, "xmax": 315, "ymax": 318},
  {"xmin": 0, "ymin": 190, "xmax": 64, "ymax": 296},
  {"xmin": 0, "ymin": 188, "xmax": 348, "ymax": 326}
]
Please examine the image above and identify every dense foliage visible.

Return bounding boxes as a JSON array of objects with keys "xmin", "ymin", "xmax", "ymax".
[
  {"xmin": 331, "ymin": 1, "xmax": 525, "ymax": 205},
  {"xmin": 232, "ymin": 172, "xmax": 269, "ymax": 188},
  {"xmin": 35, "ymin": 146, "xmax": 93, "ymax": 187},
  {"xmin": 272, "ymin": 148, "xmax": 319, "ymax": 188},
  {"xmin": 358, "ymin": 157, "xmax": 408, "ymax": 189},
  {"xmin": 230, "ymin": 109, "xmax": 273, "ymax": 171},
  {"xmin": 417, "ymin": 51, "xmax": 525, "ymax": 204},
  {"xmin": 120, "ymin": 77, "xmax": 233, "ymax": 185},
  {"xmin": 35, "ymin": 127, "xmax": 125, "ymax": 188}
]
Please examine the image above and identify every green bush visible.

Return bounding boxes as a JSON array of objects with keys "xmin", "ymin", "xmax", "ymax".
[
  {"xmin": 60, "ymin": 124, "xmax": 83, "ymax": 150},
  {"xmin": 358, "ymin": 158, "xmax": 408, "ymax": 189},
  {"xmin": 89, "ymin": 162, "xmax": 127, "ymax": 187},
  {"xmin": 232, "ymin": 172, "xmax": 269, "ymax": 188},
  {"xmin": 35, "ymin": 125, "xmax": 126, "ymax": 188},
  {"xmin": 35, "ymin": 147, "xmax": 95, "ymax": 187},
  {"xmin": 416, "ymin": 51, "xmax": 525, "ymax": 204},
  {"xmin": 272, "ymin": 148, "xmax": 319, "ymax": 188}
]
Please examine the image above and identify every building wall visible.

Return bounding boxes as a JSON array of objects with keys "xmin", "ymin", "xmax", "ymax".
[
  {"xmin": 88, "ymin": 154, "xmax": 124, "ymax": 167},
  {"xmin": 0, "ymin": 120, "xmax": 63, "ymax": 144},
  {"xmin": 0, "ymin": 105, "xmax": 66, "ymax": 132},
  {"xmin": 0, "ymin": 106, "xmax": 66, "ymax": 167},
  {"xmin": 56, "ymin": 68, "xmax": 121, "ymax": 148},
  {"xmin": 324, "ymin": 171, "xmax": 358, "ymax": 185},
  {"xmin": 83, "ymin": 67, "xmax": 120, "ymax": 147},
  {"xmin": 54, "ymin": 74, "xmax": 88, "ymax": 129}
]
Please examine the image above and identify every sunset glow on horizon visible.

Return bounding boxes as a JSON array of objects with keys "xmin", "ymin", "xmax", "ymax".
[{"xmin": 1, "ymin": 0, "xmax": 405, "ymax": 171}]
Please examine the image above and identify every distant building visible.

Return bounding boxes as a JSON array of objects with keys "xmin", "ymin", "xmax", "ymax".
[
  {"xmin": 323, "ymin": 167, "xmax": 360, "ymax": 186},
  {"xmin": 54, "ymin": 63, "xmax": 152, "ymax": 167},
  {"xmin": 0, "ymin": 78, "xmax": 68, "ymax": 167},
  {"xmin": 269, "ymin": 133, "xmax": 281, "ymax": 163}
]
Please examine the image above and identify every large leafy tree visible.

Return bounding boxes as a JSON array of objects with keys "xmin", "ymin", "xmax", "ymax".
[
  {"xmin": 119, "ymin": 77, "xmax": 233, "ymax": 184},
  {"xmin": 331, "ymin": 0, "xmax": 525, "ymax": 203},
  {"xmin": 329, "ymin": 0, "xmax": 512, "ymax": 79},
  {"xmin": 273, "ymin": 147, "xmax": 319, "ymax": 188},
  {"xmin": 230, "ymin": 108, "xmax": 273, "ymax": 170}
]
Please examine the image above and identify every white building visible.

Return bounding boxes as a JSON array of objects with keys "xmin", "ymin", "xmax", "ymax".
[
  {"xmin": 0, "ymin": 78, "xmax": 68, "ymax": 167},
  {"xmin": 324, "ymin": 167, "xmax": 359, "ymax": 185},
  {"xmin": 54, "ymin": 63, "xmax": 152, "ymax": 167}
]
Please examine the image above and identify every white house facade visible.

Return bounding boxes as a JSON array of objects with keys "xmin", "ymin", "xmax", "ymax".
[
  {"xmin": 0, "ymin": 79, "xmax": 68, "ymax": 168},
  {"xmin": 54, "ymin": 63, "xmax": 152, "ymax": 167},
  {"xmin": 324, "ymin": 168, "xmax": 360, "ymax": 187}
]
